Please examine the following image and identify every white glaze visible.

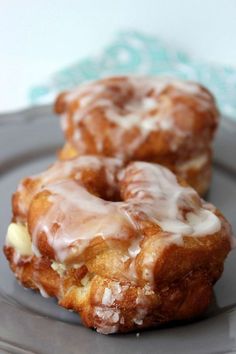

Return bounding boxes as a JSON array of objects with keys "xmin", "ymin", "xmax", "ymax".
[
  {"xmin": 10, "ymin": 152, "xmax": 225, "ymax": 290},
  {"xmin": 30, "ymin": 160, "xmax": 222, "ymax": 272},
  {"xmin": 120, "ymin": 162, "xmax": 223, "ymax": 283},
  {"xmin": 35, "ymin": 283, "xmax": 50, "ymax": 298},
  {"xmin": 32, "ymin": 180, "xmax": 133, "ymax": 262},
  {"xmin": 128, "ymin": 238, "xmax": 141, "ymax": 258},
  {"xmin": 51, "ymin": 261, "xmax": 66, "ymax": 276},
  {"xmin": 7, "ymin": 156, "xmax": 233, "ymax": 332},
  {"xmin": 177, "ymin": 153, "xmax": 208, "ymax": 172},
  {"xmin": 101, "ymin": 283, "xmax": 125, "ymax": 307},
  {"xmin": 102, "ymin": 288, "xmax": 114, "ymax": 306},
  {"xmin": 122, "ymin": 161, "xmax": 221, "ymax": 237},
  {"xmin": 61, "ymin": 76, "xmax": 215, "ymax": 156},
  {"xmin": 80, "ymin": 273, "xmax": 90, "ymax": 286},
  {"xmin": 133, "ymin": 307, "xmax": 147, "ymax": 326},
  {"xmin": 16, "ymin": 155, "xmax": 122, "ymax": 218},
  {"xmin": 133, "ymin": 318, "xmax": 143, "ymax": 325},
  {"xmin": 94, "ymin": 306, "xmax": 120, "ymax": 334}
]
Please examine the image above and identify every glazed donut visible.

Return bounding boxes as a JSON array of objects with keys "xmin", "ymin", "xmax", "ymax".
[
  {"xmin": 54, "ymin": 76, "xmax": 219, "ymax": 195},
  {"xmin": 4, "ymin": 156, "xmax": 233, "ymax": 334},
  {"xmin": 12, "ymin": 155, "xmax": 123, "ymax": 222}
]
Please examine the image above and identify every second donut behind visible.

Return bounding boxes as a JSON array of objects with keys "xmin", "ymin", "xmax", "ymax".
[{"xmin": 54, "ymin": 76, "xmax": 219, "ymax": 195}]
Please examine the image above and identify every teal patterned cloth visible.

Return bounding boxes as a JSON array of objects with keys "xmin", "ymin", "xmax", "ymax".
[{"xmin": 30, "ymin": 31, "xmax": 236, "ymax": 118}]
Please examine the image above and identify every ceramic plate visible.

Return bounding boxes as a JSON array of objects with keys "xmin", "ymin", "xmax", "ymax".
[{"xmin": 0, "ymin": 106, "xmax": 236, "ymax": 354}]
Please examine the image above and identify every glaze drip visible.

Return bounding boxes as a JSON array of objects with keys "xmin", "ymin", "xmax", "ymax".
[
  {"xmin": 16, "ymin": 155, "xmax": 123, "ymax": 218},
  {"xmin": 121, "ymin": 162, "xmax": 221, "ymax": 237},
  {"xmin": 31, "ymin": 161, "xmax": 221, "ymax": 263},
  {"xmin": 32, "ymin": 180, "xmax": 133, "ymax": 262},
  {"xmin": 60, "ymin": 76, "xmax": 216, "ymax": 157}
]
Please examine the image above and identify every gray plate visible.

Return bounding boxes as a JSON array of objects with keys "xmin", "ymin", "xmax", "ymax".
[{"xmin": 0, "ymin": 106, "xmax": 236, "ymax": 354}]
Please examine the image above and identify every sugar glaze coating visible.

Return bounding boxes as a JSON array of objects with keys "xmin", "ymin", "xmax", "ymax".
[
  {"xmin": 22, "ymin": 159, "xmax": 222, "ymax": 267},
  {"xmin": 55, "ymin": 76, "xmax": 218, "ymax": 159},
  {"xmin": 5, "ymin": 156, "xmax": 233, "ymax": 334},
  {"xmin": 54, "ymin": 76, "xmax": 219, "ymax": 196}
]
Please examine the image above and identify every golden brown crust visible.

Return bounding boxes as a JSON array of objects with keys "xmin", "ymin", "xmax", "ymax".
[
  {"xmin": 4, "ymin": 156, "xmax": 233, "ymax": 334},
  {"xmin": 58, "ymin": 144, "xmax": 212, "ymax": 196},
  {"xmin": 3, "ymin": 76, "xmax": 232, "ymax": 334},
  {"xmin": 12, "ymin": 156, "xmax": 123, "ymax": 222},
  {"xmin": 3, "ymin": 244, "xmax": 214, "ymax": 333},
  {"xmin": 54, "ymin": 76, "xmax": 219, "ymax": 195},
  {"xmin": 60, "ymin": 271, "xmax": 213, "ymax": 333}
]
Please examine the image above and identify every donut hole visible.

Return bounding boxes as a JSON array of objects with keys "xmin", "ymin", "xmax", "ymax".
[
  {"xmin": 101, "ymin": 189, "xmax": 122, "ymax": 202},
  {"xmin": 79, "ymin": 168, "xmax": 123, "ymax": 203},
  {"xmin": 90, "ymin": 180, "xmax": 122, "ymax": 203}
]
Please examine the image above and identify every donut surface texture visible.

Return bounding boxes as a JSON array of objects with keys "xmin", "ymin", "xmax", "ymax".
[
  {"xmin": 55, "ymin": 76, "xmax": 219, "ymax": 195},
  {"xmin": 4, "ymin": 156, "xmax": 233, "ymax": 334}
]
